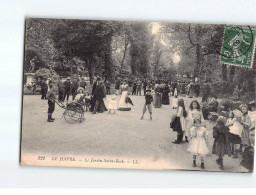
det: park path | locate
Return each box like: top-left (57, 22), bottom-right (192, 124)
top-left (21, 95), bottom-right (246, 172)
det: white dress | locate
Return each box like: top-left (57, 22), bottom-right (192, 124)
top-left (187, 126), bottom-right (209, 156)
top-left (118, 84), bottom-right (131, 109)
top-left (186, 110), bottom-right (205, 137)
top-left (177, 106), bottom-right (186, 131)
top-left (229, 118), bottom-right (243, 137)
top-left (107, 95), bottom-right (118, 110)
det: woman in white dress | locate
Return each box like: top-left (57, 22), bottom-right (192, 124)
top-left (118, 80), bottom-right (131, 111)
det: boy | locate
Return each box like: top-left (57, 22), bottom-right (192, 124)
top-left (140, 89), bottom-right (153, 121)
top-left (46, 83), bottom-right (56, 122)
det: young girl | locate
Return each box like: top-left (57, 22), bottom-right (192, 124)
top-left (240, 104), bottom-right (252, 147)
top-left (226, 109), bottom-right (243, 158)
top-left (187, 117), bottom-right (209, 169)
top-left (225, 110), bottom-right (236, 155)
top-left (186, 100), bottom-right (205, 142)
top-left (171, 99), bottom-right (187, 144)
top-left (212, 117), bottom-right (231, 170)
top-left (107, 93), bottom-right (118, 114)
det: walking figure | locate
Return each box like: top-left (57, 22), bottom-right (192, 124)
top-left (140, 89), bottom-right (153, 121)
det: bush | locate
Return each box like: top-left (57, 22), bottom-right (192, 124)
top-left (211, 81), bottom-right (236, 98)
top-left (34, 68), bottom-right (59, 84)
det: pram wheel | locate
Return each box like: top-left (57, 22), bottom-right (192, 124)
top-left (63, 103), bottom-right (85, 124)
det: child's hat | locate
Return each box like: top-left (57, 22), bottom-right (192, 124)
top-left (146, 89), bottom-right (151, 92)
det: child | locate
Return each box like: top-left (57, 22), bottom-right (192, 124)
top-left (75, 88), bottom-right (85, 101)
top-left (107, 93), bottom-right (118, 114)
top-left (84, 92), bottom-right (91, 112)
top-left (225, 110), bottom-right (236, 155)
top-left (212, 117), bottom-right (231, 170)
top-left (226, 109), bottom-right (243, 158)
top-left (240, 104), bottom-right (252, 147)
top-left (186, 100), bottom-right (205, 142)
top-left (171, 99), bottom-right (187, 144)
top-left (140, 89), bottom-right (153, 121)
top-left (187, 117), bottom-right (209, 169)
top-left (46, 83), bottom-right (56, 122)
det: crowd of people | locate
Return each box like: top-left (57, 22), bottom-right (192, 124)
top-left (37, 75), bottom-right (255, 172)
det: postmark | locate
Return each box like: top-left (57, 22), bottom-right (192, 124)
top-left (220, 25), bottom-right (256, 68)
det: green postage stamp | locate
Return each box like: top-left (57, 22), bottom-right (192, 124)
top-left (220, 25), bottom-right (256, 68)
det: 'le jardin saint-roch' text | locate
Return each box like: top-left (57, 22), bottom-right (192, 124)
top-left (49, 156), bottom-right (139, 164)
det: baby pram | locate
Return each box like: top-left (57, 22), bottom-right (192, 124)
top-left (49, 96), bottom-right (86, 124)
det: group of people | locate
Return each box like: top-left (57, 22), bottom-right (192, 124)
top-left (40, 76), bottom-right (87, 102)
top-left (40, 75), bottom-right (255, 172)
top-left (170, 96), bottom-right (255, 172)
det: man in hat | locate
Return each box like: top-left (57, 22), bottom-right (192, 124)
top-left (57, 78), bottom-right (65, 102)
top-left (105, 79), bottom-right (111, 95)
top-left (71, 77), bottom-right (79, 101)
top-left (46, 83), bottom-right (56, 122)
top-left (40, 78), bottom-right (48, 99)
top-left (140, 89), bottom-right (153, 121)
top-left (92, 77), bottom-right (105, 114)
top-left (136, 79), bottom-right (142, 96)
top-left (115, 77), bottom-right (121, 95)
top-left (64, 77), bottom-right (71, 102)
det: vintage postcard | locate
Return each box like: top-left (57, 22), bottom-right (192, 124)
top-left (21, 18), bottom-right (256, 172)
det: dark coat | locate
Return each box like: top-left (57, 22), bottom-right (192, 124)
top-left (115, 80), bottom-right (120, 90)
top-left (58, 82), bottom-right (65, 92)
top-left (41, 82), bottom-right (48, 94)
top-left (64, 80), bottom-right (71, 92)
top-left (162, 86), bottom-right (170, 105)
top-left (94, 83), bottom-right (105, 101)
top-left (71, 81), bottom-right (79, 92)
top-left (80, 80), bottom-right (87, 88)
top-left (212, 124), bottom-right (231, 157)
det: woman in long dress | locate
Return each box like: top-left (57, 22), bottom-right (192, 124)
top-left (162, 83), bottom-right (170, 105)
top-left (187, 81), bottom-right (195, 98)
top-left (153, 84), bottom-right (162, 108)
top-left (118, 80), bottom-right (131, 111)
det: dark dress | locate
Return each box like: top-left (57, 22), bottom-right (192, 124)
top-left (162, 85), bottom-right (170, 105)
top-left (171, 117), bottom-right (182, 132)
top-left (240, 146), bottom-right (254, 172)
top-left (212, 124), bottom-right (231, 157)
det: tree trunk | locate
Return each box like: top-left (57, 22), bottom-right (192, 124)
top-left (87, 56), bottom-right (94, 85)
top-left (120, 33), bottom-right (129, 75)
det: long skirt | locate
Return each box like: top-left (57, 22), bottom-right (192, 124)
top-left (118, 91), bottom-right (131, 110)
top-left (154, 93), bottom-right (162, 108)
top-left (241, 128), bottom-right (251, 146)
top-left (162, 92), bottom-right (170, 105)
top-left (171, 117), bottom-right (182, 132)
